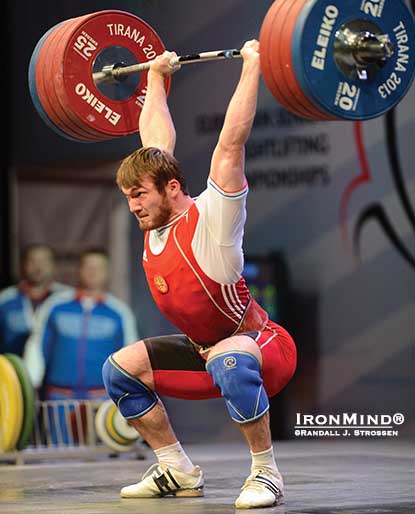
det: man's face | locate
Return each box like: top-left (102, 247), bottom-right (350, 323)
top-left (22, 247), bottom-right (55, 286)
top-left (121, 177), bottom-right (173, 231)
top-left (79, 254), bottom-right (109, 292)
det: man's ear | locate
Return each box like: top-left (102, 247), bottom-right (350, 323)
top-left (166, 179), bottom-right (181, 196)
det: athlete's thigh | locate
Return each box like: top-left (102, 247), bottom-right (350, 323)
top-left (205, 325), bottom-right (297, 398)
top-left (144, 334), bottom-right (221, 400)
top-left (255, 322), bottom-right (297, 397)
top-left (205, 333), bottom-right (263, 365)
top-left (112, 339), bottom-right (154, 389)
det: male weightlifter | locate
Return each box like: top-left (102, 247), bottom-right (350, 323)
top-left (102, 39), bottom-right (297, 509)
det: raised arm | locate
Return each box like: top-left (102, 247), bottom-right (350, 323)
top-left (139, 51), bottom-right (181, 154)
top-left (209, 40), bottom-right (261, 191)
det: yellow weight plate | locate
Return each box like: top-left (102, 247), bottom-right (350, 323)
top-left (5, 354), bottom-right (36, 450)
top-left (0, 355), bottom-right (24, 452)
top-left (94, 400), bottom-right (134, 453)
top-left (105, 403), bottom-right (131, 445)
top-left (111, 406), bottom-right (140, 442)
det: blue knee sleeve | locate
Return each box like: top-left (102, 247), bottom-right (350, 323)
top-left (206, 351), bottom-right (269, 424)
top-left (102, 355), bottom-right (158, 419)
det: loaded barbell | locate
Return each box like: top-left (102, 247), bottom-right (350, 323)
top-left (28, 0), bottom-right (415, 142)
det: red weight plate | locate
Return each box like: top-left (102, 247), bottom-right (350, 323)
top-left (36, 18), bottom-right (99, 141)
top-left (269, 0), bottom-right (321, 119)
top-left (35, 19), bottom-right (93, 141)
top-left (46, 18), bottom-right (105, 141)
top-left (260, 0), bottom-right (294, 115)
top-left (260, 0), bottom-right (310, 119)
top-left (48, 17), bottom-right (106, 141)
top-left (261, 0), bottom-right (314, 119)
top-left (61, 10), bottom-right (171, 137)
top-left (49, 15), bottom-right (109, 141)
top-left (278, 0), bottom-right (335, 120)
top-left (37, 18), bottom-right (101, 142)
top-left (275, 0), bottom-right (324, 119)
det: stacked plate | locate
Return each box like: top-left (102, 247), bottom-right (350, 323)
top-left (95, 399), bottom-right (142, 453)
top-left (0, 354), bottom-right (35, 452)
top-left (260, 0), bottom-right (415, 120)
top-left (28, 10), bottom-right (170, 142)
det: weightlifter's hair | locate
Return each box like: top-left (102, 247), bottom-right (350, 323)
top-left (116, 147), bottom-right (189, 195)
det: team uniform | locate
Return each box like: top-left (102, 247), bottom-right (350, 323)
top-left (24, 288), bottom-right (138, 399)
top-left (0, 281), bottom-right (68, 356)
top-left (100, 41), bottom-right (288, 508)
top-left (101, 174), bottom-right (296, 506)
top-left (24, 288), bottom-right (138, 444)
top-left (141, 177), bottom-right (296, 403)
top-left (102, 176), bottom-right (297, 504)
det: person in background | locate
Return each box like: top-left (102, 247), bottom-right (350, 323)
top-left (0, 244), bottom-right (67, 356)
top-left (24, 247), bottom-right (138, 402)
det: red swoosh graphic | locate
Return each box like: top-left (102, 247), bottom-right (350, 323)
top-left (340, 121), bottom-right (373, 248)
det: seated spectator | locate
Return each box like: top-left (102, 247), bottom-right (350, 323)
top-left (0, 244), bottom-right (68, 356)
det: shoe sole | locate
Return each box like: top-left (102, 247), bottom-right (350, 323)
top-left (235, 495), bottom-right (285, 509)
top-left (121, 487), bottom-right (204, 499)
top-left (174, 487), bottom-right (204, 497)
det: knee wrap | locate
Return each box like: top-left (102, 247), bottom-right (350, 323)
top-left (206, 351), bottom-right (269, 424)
top-left (102, 355), bottom-right (158, 420)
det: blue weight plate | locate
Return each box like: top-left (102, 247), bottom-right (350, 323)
top-left (28, 21), bottom-right (86, 142)
top-left (292, 0), bottom-right (415, 120)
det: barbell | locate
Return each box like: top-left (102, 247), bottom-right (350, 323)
top-left (28, 0), bottom-right (415, 143)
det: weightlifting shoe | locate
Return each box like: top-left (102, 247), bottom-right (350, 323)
top-left (120, 462), bottom-right (204, 498)
top-left (235, 468), bottom-right (284, 509)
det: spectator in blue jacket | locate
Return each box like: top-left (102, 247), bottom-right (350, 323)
top-left (24, 247), bottom-right (138, 401)
top-left (0, 244), bottom-right (68, 356)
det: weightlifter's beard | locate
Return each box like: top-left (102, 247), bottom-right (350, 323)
top-left (135, 197), bottom-right (173, 232)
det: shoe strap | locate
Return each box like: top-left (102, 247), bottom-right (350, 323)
top-left (150, 465), bottom-right (182, 494)
top-left (244, 470), bottom-right (283, 499)
top-left (141, 463), bottom-right (159, 480)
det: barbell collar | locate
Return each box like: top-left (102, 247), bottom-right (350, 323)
top-left (334, 19), bottom-right (396, 82)
top-left (353, 33), bottom-right (394, 66)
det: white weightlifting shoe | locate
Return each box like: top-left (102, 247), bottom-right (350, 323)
top-left (120, 463), bottom-right (204, 498)
top-left (235, 468), bottom-right (284, 509)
